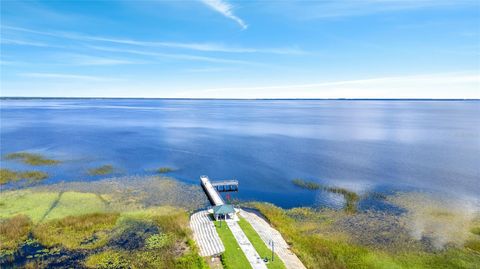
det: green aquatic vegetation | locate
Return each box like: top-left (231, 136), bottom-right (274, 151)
top-left (85, 250), bottom-right (129, 269)
top-left (36, 176), bottom-right (207, 211)
top-left (146, 233), bottom-right (173, 249)
top-left (0, 168), bottom-right (48, 185)
top-left (88, 165), bottom-right (114, 176)
top-left (33, 212), bottom-right (120, 250)
top-left (44, 191), bottom-right (108, 221)
top-left (238, 217), bottom-right (286, 269)
top-left (0, 215), bottom-right (32, 255)
top-left (292, 179), bottom-right (360, 213)
top-left (0, 190), bottom-right (59, 223)
top-left (157, 167), bottom-right (175, 173)
top-left (214, 220), bottom-right (251, 269)
top-left (4, 152), bottom-right (60, 166)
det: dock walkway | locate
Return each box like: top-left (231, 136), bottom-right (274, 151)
top-left (200, 175), bottom-right (225, 206)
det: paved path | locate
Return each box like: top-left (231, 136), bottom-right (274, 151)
top-left (239, 209), bottom-right (307, 269)
top-left (226, 219), bottom-right (268, 269)
top-left (190, 210), bottom-right (225, 257)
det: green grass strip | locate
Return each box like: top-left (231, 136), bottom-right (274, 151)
top-left (238, 217), bottom-right (286, 269)
top-left (214, 220), bottom-right (252, 269)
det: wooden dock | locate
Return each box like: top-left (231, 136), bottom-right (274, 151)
top-left (200, 176), bottom-right (239, 206)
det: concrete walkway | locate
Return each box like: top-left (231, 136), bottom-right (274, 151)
top-left (239, 209), bottom-right (306, 269)
top-left (226, 219), bottom-right (268, 269)
top-left (190, 210), bottom-right (225, 257)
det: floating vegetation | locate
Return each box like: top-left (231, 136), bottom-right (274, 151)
top-left (43, 192), bottom-right (109, 221)
top-left (0, 169), bottom-right (48, 185)
top-left (156, 167), bottom-right (175, 174)
top-left (33, 212), bottom-right (120, 250)
top-left (292, 178), bottom-right (360, 213)
top-left (34, 176), bottom-right (207, 211)
top-left (88, 165), bottom-right (114, 176)
top-left (145, 233), bottom-right (173, 250)
top-left (84, 250), bottom-right (129, 269)
top-left (0, 190), bottom-right (60, 223)
top-left (4, 152), bottom-right (60, 166)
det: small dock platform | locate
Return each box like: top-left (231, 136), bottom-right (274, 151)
top-left (211, 180), bottom-right (238, 192)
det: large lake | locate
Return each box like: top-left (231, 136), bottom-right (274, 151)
top-left (1, 99), bottom-right (479, 208)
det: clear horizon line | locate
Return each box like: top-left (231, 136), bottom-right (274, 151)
top-left (1, 96), bottom-right (479, 101)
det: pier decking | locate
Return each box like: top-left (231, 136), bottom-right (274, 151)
top-left (200, 175), bottom-right (225, 206)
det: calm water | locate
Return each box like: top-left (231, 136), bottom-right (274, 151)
top-left (1, 99), bottom-right (479, 208)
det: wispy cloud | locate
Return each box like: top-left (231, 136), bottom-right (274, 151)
top-left (183, 67), bottom-right (230, 73)
top-left (88, 45), bottom-right (259, 65)
top-left (3, 25), bottom-right (301, 54)
top-left (59, 53), bottom-right (141, 66)
top-left (1, 38), bottom-right (52, 47)
top-left (200, 0), bottom-right (247, 29)
top-left (21, 72), bottom-right (119, 81)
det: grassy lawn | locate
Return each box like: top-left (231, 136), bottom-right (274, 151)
top-left (238, 217), bottom-right (285, 269)
top-left (214, 220), bottom-right (251, 269)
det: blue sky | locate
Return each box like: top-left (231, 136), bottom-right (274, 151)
top-left (0, 0), bottom-right (479, 98)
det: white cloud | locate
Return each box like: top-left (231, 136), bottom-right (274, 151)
top-left (20, 72), bottom-right (119, 81)
top-left (177, 72), bottom-right (480, 99)
top-left (200, 0), bottom-right (247, 29)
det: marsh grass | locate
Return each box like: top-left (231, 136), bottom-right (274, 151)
top-left (249, 202), bottom-right (480, 269)
top-left (88, 165), bottom-right (114, 176)
top-left (84, 209), bottom-right (207, 269)
top-left (0, 182), bottom-right (207, 268)
top-left (0, 215), bottom-right (32, 255)
top-left (0, 168), bottom-right (48, 185)
top-left (33, 212), bottom-right (120, 250)
top-left (4, 152), bottom-right (60, 166)
top-left (292, 179), bottom-right (360, 213)
top-left (471, 226), bottom-right (480, 236)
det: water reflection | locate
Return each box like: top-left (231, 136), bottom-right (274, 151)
top-left (1, 99), bottom-right (479, 208)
